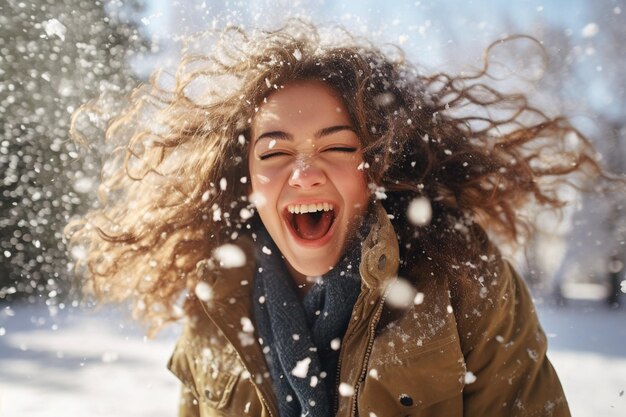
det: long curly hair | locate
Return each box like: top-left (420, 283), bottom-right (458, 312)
top-left (66, 20), bottom-right (605, 334)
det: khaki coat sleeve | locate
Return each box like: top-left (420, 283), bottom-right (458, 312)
top-left (177, 384), bottom-right (200, 417)
top-left (167, 323), bottom-right (201, 417)
top-left (451, 248), bottom-right (570, 417)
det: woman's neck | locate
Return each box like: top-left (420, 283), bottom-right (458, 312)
top-left (285, 262), bottom-right (311, 299)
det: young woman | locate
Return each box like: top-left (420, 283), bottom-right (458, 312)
top-left (67, 21), bottom-right (604, 417)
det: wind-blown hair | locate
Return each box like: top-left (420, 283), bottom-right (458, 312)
top-left (66, 20), bottom-right (603, 333)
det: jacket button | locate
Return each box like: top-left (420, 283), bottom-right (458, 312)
top-left (205, 389), bottom-right (213, 400)
top-left (399, 394), bottom-right (413, 406)
top-left (377, 254), bottom-right (387, 270)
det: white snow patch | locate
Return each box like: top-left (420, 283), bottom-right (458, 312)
top-left (292, 49), bottom-right (302, 61)
top-left (101, 351), bottom-right (119, 363)
top-left (620, 280), bottom-right (626, 293)
top-left (194, 282), bottom-right (213, 302)
top-left (239, 208), bottom-right (253, 220)
top-left (357, 161), bottom-right (370, 171)
top-left (249, 191), bottom-right (267, 208)
top-left (330, 338), bottom-right (341, 351)
top-left (369, 183), bottom-right (387, 200)
top-left (385, 278), bottom-right (416, 309)
top-left (413, 292), bottom-right (424, 305)
top-left (240, 317), bottom-right (254, 333)
top-left (43, 18), bottom-right (66, 40)
top-left (238, 331), bottom-right (255, 347)
top-left (291, 357), bottom-right (311, 378)
top-left (407, 197), bottom-right (432, 226)
top-left (213, 244), bottom-right (246, 268)
top-left (73, 177), bottom-right (93, 194)
top-left (338, 382), bottom-right (354, 397)
top-left (70, 246), bottom-right (87, 261)
top-left (262, 246), bottom-right (272, 255)
top-left (219, 178), bottom-right (227, 191)
top-left (464, 371), bottom-right (477, 384)
top-left (582, 22), bottom-right (599, 38)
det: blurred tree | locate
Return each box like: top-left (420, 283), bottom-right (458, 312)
top-left (529, 6), bottom-right (626, 305)
top-left (0, 0), bottom-right (147, 305)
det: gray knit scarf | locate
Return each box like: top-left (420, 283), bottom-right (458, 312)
top-left (252, 222), bottom-right (368, 417)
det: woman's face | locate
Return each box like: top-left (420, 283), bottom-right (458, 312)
top-left (248, 80), bottom-right (370, 281)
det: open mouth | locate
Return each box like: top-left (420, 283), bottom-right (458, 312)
top-left (285, 203), bottom-right (336, 241)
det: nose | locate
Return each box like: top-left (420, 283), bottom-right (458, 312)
top-left (288, 157), bottom-right (326, 189)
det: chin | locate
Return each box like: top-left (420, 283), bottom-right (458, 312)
top-left (289, 255), bottom-right (339, 277)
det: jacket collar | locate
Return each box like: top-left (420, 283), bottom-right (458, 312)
top-left (358, 202), bottom-right (400, 290)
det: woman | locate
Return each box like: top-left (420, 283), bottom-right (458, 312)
top-left (67, 21), bottom-right (603, 416)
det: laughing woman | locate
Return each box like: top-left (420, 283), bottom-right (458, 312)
top-left (66, 21), bottom-right (605, 417)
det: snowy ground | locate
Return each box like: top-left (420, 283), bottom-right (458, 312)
top-left (0, 299), bottom-right (624, 417)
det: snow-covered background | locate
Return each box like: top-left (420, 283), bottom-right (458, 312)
top-left (1, 300), bottom-right (625, 417)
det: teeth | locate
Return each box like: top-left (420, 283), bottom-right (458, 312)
top-left (288, 203), bottom-right (334, 214)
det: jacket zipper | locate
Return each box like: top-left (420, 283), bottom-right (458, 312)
top-left (349, 283), bottom-right (392, 417)
top-left (333, 291), bottom-right (362, 415)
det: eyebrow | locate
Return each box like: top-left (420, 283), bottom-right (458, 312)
top-left (255, 125), bottom-right (355, 144)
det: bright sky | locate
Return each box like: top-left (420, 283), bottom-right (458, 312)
top-left (136, 0), bottom-right (597, 70)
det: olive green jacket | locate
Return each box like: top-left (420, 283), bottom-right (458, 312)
top-left (167, 203), bottom-right (570, 417)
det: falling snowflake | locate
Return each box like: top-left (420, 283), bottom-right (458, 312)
top-left (291, 357), bottom-right (311, 378)
top-left (338, 382), bottom-right (354, 397)
top-left (385, 278), bottom-right (415, 309)
top-left (240, 317), bottom-right (254, 333)
top-left (213, 244), bottom-right (246, 268)
top-left (239, 208), bottom-right (253, 220)
top-left (194, 282), bottom-right (213, 302)
top-left (43, 18), bottom-right (67, 40)
top-left (413, 292), bottom-right (424, 305)
top-left (249, 191), bottom-right (267, 208)
top-left (464, 371), bottom-right (477, 384)
top-left (581, 22), bottom-right (599, 38)
top-left (407, 197), bottom-right (432, 226)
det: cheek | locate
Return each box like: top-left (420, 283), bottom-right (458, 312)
top-left (333, 165), bottom-right (370, 206)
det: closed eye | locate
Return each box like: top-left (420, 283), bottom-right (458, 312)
top-left (259, 151), bottom-right (289, 160)
top-left (324, 147), bottom-right (357, 153)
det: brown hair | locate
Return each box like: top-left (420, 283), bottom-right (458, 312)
top-left (66, 20), bottom-right (606, 333)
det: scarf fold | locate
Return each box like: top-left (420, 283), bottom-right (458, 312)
top-left (252, 225), bottom-right (365, 417)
